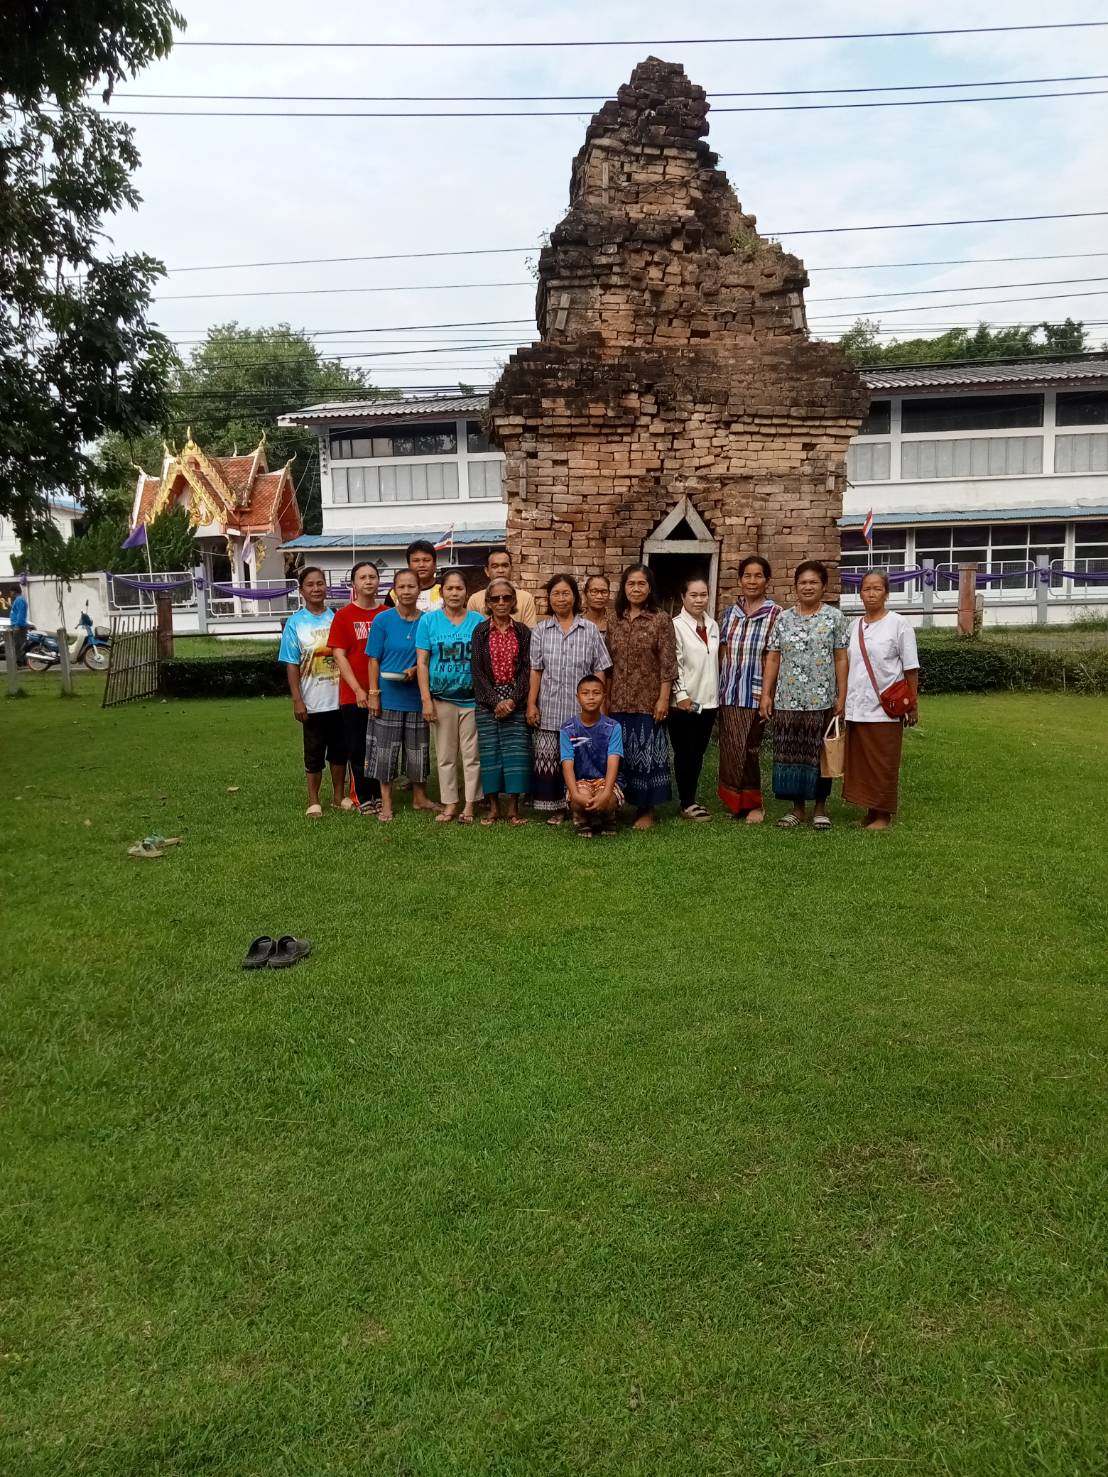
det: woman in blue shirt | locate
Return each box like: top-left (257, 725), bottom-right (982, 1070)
top-left (416, 568), bottom-right (484, 824)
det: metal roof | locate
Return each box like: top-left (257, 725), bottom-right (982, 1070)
top-left (281, 526), bottom-right (505, 551)
top-left (840, 505), bottom-right (1108, 528)
top-left (279, 394), bottom-right (490, 427)
top-left (860, 357), bottom-right (1108, 393)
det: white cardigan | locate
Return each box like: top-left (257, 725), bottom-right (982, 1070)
top-left (672, 608), bottom-right (720, 708)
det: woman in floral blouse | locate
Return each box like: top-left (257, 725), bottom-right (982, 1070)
top-left (759, 560), bottom-right (848, 830)
top-left (606, 563), bottom-right (678, 830)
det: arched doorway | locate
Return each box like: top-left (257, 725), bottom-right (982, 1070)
top-left (642, 497), bottom-right (720, 615)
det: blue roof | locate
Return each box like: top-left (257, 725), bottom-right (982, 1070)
top-left (281, 527), bottom-right (505, 551)
top-left (840, 505), bottom-right (1108, 528)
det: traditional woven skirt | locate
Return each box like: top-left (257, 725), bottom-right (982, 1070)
top-left (772, 707), bottom-right (833, 803)
top-left (843, 720), bottom-right (904, 814)
top-left (531, 726), bottom-right (566, 811)
top-left (365, 708), bottom-right (430, 785)
top-left (475, 707), bottom-right (532, 796)
top-left (717, 705), bottom-right (767, 814)
top-left (613, 711), bottom-right (672, 809)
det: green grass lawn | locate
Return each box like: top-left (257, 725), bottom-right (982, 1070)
top-left (2, 686), bottom-right (1106, 1476)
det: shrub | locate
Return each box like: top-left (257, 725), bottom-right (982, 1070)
top-left (916, 633), bottom-right (1108, 694)
top-left (160, 655), bottom-right (286, 699)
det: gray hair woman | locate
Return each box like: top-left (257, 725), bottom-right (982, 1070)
top-left (843, 569), bottom-right (920, 829)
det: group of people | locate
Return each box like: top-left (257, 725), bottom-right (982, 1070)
top-left (278, 538), bottom-right (919, 834)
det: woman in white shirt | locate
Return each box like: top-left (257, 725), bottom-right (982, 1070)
top-left (844, 569), bottom-right (920, 830)
top-left (669, 576), bottom-right (720, 820)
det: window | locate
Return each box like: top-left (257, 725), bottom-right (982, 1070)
top-left (467, 420), bottom-right (491, 453)
top-left (1055, 433), bottom-right (1108, 474)
top-left (901, 436), bottom-right (1042, 479)
top-left (331, 462), bottom-right (459, 504)
top-left (901, 393), bottom-right (1044, 433)
top-left (859, 399), bottom-right (891, 436)
top-left (914, 525), bottom-right (988, 568)
top-left (847, 442), bottom-right (891, 483)
top-left (1056, 390), bottom-right (1108, 426)
top-left (467, 461), bottom-right (504, 500)
top-left (841, 529), bottom-right (907, 569)
top-left (913, 522), bottom-right (1065, 588)
top-left (330, 423), bottom-right (458, 459)
top-left (1072, 520), bottom-right (1108, 587)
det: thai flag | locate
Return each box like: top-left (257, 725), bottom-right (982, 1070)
top-left (433, 525), bottom-right (456, 551)
top-left (120, 523), bottom-right (148, 550)
top-left (862, 509), bottom-right (874, 545)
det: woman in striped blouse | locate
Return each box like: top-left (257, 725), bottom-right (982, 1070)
top-left (716, 556), bottom-right (781, 823)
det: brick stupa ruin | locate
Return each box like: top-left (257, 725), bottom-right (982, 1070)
top-left (488, 57), bottom-right (867, 611)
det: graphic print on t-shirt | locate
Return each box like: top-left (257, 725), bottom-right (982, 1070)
top-left (416, 608), bottom-right (482, 705)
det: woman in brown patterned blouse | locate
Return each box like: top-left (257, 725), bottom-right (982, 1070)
top-left (605, 564), bottom-right (678, 829)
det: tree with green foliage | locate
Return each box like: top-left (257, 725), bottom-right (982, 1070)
top-left (837, 318), bottom-right (1092, 367)
top-left (19, 503), bottom-right (194, 578)
top-left (1, 0), bottom-right (182, 543)
top-left (97, 323), bottom-right (386, 535)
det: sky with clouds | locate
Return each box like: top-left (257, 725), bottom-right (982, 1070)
top-left (99, 0), bottom-right (1108, 393)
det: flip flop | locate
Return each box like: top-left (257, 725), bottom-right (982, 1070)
top-left (241, 936), bottom-right (276, 970)
top-left (435, 811), bottom-right (457, 824)
top-left (812, 816), bottom-right (833, 831)
top-left (128, 841), bottom-right (165, 859)
top-left (269, 936), bottom-right (311, 969)
top-left (480, 816), bottom-right (498, 827)
top-left (509, 817), bottom-right (529, 827)
top-left (680, 805), bottom-right (712, 821)
top-left (776, 813), bottom-right (804, 829)
top-left (336, 798), bottom-right (356, 812)
top-left (305, 804), bottom-right (323, 819)
top-left (456, 814), bottom-right (475, 826)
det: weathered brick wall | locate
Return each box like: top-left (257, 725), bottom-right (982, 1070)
top-left (488, 57), bottom-right (866, 611)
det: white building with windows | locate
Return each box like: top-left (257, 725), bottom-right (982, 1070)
top-left (841, 357), bottom-right (1108, 624)
top-left (282, 358), bottom-right (1108, 623)
top-left (278, 394), bottom-right (507, 578)
top-left (0, 495), bottom-right (83, 578)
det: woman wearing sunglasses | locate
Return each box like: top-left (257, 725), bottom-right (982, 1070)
top-left (471, 577), bottom-right (533, 826)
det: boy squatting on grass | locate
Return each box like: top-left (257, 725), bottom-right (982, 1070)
top-left (559, 674), bottom-right (624, 838)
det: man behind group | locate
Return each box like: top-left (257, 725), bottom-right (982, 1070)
top-left (467, 548), bottom-right (538, 627)
top-left (386, 539), bottom-right (443, 612)
top-left (8, 588), bottom-right (29, 667)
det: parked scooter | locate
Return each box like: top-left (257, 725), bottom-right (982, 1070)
top-left (24, 610), bottom-right (111, 672)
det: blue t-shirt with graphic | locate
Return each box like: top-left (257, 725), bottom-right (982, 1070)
top-left (559, 714), bottom-right (623, 780)
top-left (415, 607), bottom-right (483, 707)
top-left (278, 607), bottom-right (338, 714)
top-left (365, 606), bottom-right (423, 712)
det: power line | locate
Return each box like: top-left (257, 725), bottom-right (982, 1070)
top-left (808, 274), bottom-right (1108, 304)
top-left (155, 212), bottom-right (1108, 279)
top-left (163, 318), bottom-right (535, 337)
top-left (106, 73), bottom-right (1108, 102)
top-left (157, 270), bottom-right (1108, 308)
top-left (807, 251), bottom-right (1108, 274)
top-left (809, 289), bottom-right (1108, 319)
top-left (156, 281), bottom-right (533, 302)
top-left (172, 21), bottom-right (1108, 48)
top-left (82, 86), bottom-right (1108, 116)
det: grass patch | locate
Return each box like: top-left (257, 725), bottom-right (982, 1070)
top-left (2, 685), bottom-right (1106, 1475)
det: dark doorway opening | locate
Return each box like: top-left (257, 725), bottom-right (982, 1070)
top-left (649, 552), bottom-right (712, 616)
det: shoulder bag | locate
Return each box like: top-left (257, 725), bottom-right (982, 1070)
top-left (857, 619), bottom-right (914, 719)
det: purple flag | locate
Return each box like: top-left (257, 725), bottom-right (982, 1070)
top-left (121, 523), bottom-right (148, 550)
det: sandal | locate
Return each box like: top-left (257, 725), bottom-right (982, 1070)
top-left (456, 814), bottom-right (475, 826)
top-left (680, 804), bottom-right (712, 822)
top-left (336, 798), bottom-right (356, 812)
top-left (269, 935), bottom-right (311, 970)
top-left (509, 817), bottom-right (529, 827)
top-left (776, 813), bottom-right (803, 829)
top-left (434, 810), bottom-right (457, 825)
top-left (480, 815), bottom-right (498, 827)
top-left (545, 813), bottom-right (566, 827)
top-left (812, 816), bottom-right (832, 830)
top-left (305, 804), bottom-right (323, 819)
top-left (241, 936), bottom-right (276, 970)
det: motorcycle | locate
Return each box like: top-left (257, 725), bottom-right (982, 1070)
top-left (24, 610), bottom-right (112, 673)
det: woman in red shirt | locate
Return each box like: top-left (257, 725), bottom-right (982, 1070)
top-left (328, 561), bottom-right (389, 813)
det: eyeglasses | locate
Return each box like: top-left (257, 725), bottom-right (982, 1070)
top-left (488, 593), bottom-right (514, 602)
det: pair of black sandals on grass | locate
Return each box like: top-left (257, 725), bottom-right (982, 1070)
top-left (241, 936), bottom-right (311, 970)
